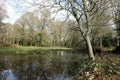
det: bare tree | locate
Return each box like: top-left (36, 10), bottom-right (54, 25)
top-left (52, 0), bottom-right (107, 60)
top-left (0, 2), bottom-right (7, 43)
top-left (110, 0), bottom-right (120, 46)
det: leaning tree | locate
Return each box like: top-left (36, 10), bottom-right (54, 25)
top-left (52, 0), bottom-right (108, 61)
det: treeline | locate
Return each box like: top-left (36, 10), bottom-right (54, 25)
top-left (0, 0), bottom-right (119, 50)
top-left (0, 12), bottom-right (116, 48)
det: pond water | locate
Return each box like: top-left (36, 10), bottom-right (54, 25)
top-left (0, 50), bottom-right (88, 80)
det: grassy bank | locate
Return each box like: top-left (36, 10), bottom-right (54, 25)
top-left (0, 46), bottom-right (72, 54)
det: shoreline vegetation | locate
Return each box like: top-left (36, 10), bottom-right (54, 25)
top-left (0, 45), bottom-right (72, 54)
top-left (0, 44), bottom-right (115, 54)
top-left (0, 43), bottom-right (116, 54)
top-left (75, 54), bottom-right (120, 80)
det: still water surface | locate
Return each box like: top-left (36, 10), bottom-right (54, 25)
top-left (0, 50), bottom-right (88, 80)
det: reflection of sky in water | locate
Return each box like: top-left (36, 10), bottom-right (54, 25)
top-left (0, 70), bottom-right (72, 80)
top-left (0, 51), bottom-right (87, 80)
top-left (0, 69), bottom-right (17, 80)
top-left (52, 74), bottom-right (72, 80)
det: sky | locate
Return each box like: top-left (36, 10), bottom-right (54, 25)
top-left (1, 0), bottom-right (74, 24)
top-left (1, 0), bottom-right (39, 24)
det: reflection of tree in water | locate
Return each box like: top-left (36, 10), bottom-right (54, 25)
top-left (0, 51), bottom-right (84, 80)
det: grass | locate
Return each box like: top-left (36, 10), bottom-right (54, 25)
top-left (0, 46), bottom-right (72, 54)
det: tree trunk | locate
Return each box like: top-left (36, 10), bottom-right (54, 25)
top-left (117, 37), bottom-right (119, 46)
top-left (117, 25), bottom-right (120, 46)
top-left (100, 37), bottom-right (103, 48)
top-left (85, 35), bottom-right (95, 61)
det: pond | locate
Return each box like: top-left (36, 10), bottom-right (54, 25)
top-left (0, 50), bottom-right (88, 80)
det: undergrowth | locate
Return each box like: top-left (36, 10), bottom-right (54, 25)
top-left (75, 54), bottom-right (120, 80)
